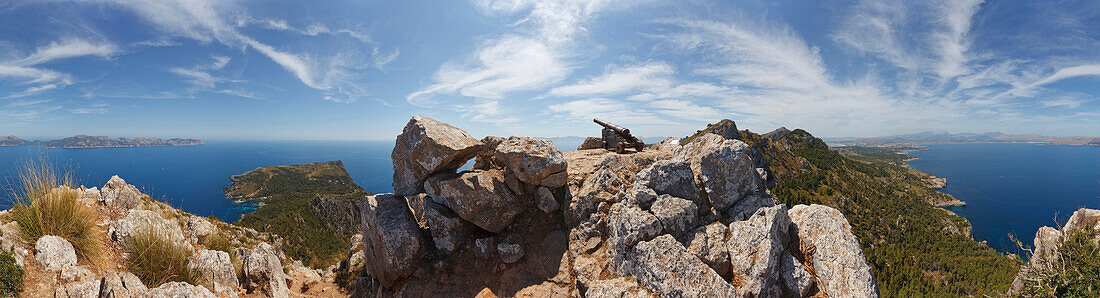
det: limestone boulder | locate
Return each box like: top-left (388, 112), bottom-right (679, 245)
top-left (1062, 208), bottom-right (1100, 234)
top-left (569, 167), bottom-right (622, 223)
top-left (140, 282), bottom-right (217, 298)
top-left (423, 200), bottom-right (472, 254)
top-left (577, 137), bottom-right (604, 150)
top-left (623, 235), bottom-right (737, 297)
top-left (607, 202), bottom-right (663, 255)
top-left (242, 243), bottom-right (289, 298)
top-left (585, 277), bottom-right (654, 297)
top-left (622, 186), bottom-right (658, 210)
top-left (685, 222), bottom-right (730, 276)
top-left (708, 119), bottom-right (741, 140)
top-left (186, 216), bottom-right (216, 239)
top-left (54, 279), bottom-right (101, 298)
top-left (724, 194), bottom-right (778, 222)
top-left (187, 249), bottom-right (239, 296)
top-left (789, 204), bottom-right (878, 297)
top-left (536, 187), bottom-right (560, 214)
top-left (59, 265), bottom-right (94, 283)
top-left (1, 221), bottom-right (27, 268)
top-left (100, 175), bottom-right (144, 210)
top-left (698, 139), bottom-right (760, 211)
top-left (109, 209), bottom-right (189, 251)
top-left (633, 160), bottom-right (700, 208)
top-left (493, 136), bottom-right (568, 188)
top-left (391, 116), bottom-right (482, 196)
top-left (360, 194), bottom-right (425, 287)
top-left (424, 170), bottom-right (524, 233)
top-left (473, 136), bottom-right (506, 170)
top-left (726, 204), bottom-right (791, 297)
top-left (649, 195), bottom-right (697, 239)
top-left (650, 137), bottom-right (681, 151)
top-left (35, 235), bottom-right (77, 270)
top-left (496, 236), bottom-right (525, 264)
top-left (99, 271), bottom-right (148, 298)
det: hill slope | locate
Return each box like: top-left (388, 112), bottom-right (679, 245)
top-left (699, 126), bottom-right (1020, 295)
top-left (225, 161), bottom-right (370, 268)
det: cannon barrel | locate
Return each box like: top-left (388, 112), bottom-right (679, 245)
top-left (593, 118), bottom-right (632, 138)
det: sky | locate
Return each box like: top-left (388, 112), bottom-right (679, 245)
top-left (1, 0), bottom-right (1099, 141)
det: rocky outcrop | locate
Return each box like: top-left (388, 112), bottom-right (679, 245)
top-left (391, 116), bottom-right (482, 196)
top-left (187, 249), bottom-right (239, 296)
top-left (99, 271), bottom-right (148, 298)
top-left (623, 235), bottom-right (737, 297)
top-left (100, 175), bottom-right (144, 210)
top-left (578, 137), bottom-right (604, 150)
top-left (789, 204), bottom-right (878, 297)
top-left (349, 117), bottom-right (877, 297)
top-left (141, 281), bottom-right (217, 297)
top-left (34, 235), bottom-right (77, 271)
top-left (360, 194), bottom-right (424, 287)
top-left (493, 136), bottom-right (568, 188)
top-left (1010, 208), bottom-right (1100, 295)
top-left (109, 209), bottom-right (189, 251)
top-left (242, 243), bottom-right (290, 298)
top-left (424, 170), bottom-right (524, 233)
top-left (185, 216), bottom-right (216, 239)
top-left (54, 279), bottom-right (100, 298)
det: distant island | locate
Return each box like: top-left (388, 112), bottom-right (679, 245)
top-left (827, 131), bottom-right (1100, 147)
top-left (0, 135), bottom-right (203, 148)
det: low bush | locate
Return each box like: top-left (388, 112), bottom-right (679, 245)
top-left (0, 249), bottom-right (23, 296)
top-left (124, 226), bottom-right (195, 287)
top-left (1015, 227), bottom-right (1100, 297)
top-left (8, 162), bottom-right (104, 267)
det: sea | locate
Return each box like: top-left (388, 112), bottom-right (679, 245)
top-left (906, 143), bottom-right (1100, 253)
top-left (0, 141), bottom-right (396, 222)
top-left (0, 138), bottom-right (594, 223)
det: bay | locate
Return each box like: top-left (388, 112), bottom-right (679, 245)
top-left (0, 141), bottom-right (396, 222)
top-left (906, 143), bottom-right (1100, 253)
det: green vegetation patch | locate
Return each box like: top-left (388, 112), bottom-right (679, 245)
top-left (1016, 227), bottom-right (1100, 297)
top-left (9, 162), bottom-right (105, 267)
top-left (124, 226), bottom-right (196, 287)
top-left (0, 249), bottom-right (23, 296)
top-left (227, 161), bottom-right (369, 268)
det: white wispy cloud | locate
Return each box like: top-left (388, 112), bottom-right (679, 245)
top-left (15, 38), bottom-right (118, 66)
top-left (170, 56), bottom-right (232, 88)
top-left (408, 0), bottom-right (618, 115)
top-left (0, 38), bottom-right (117, 97)
top-left (931, 0), bottom-right (983, 80)
top-left (80, 0), bottom-right (381, 102)
top-left (547, 62), bottom-right (674, 97)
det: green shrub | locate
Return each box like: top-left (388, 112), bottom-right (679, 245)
top-left (8, 162), bottom-right (104, 267)
top-left (124, 226), bottom-right (195, 287)
top-left (0, 249), bottom-right (23, 296)
top-left (1015, 227), bottom-right (1100, 297)
top-left (201, 230), bottom-right (233, 254)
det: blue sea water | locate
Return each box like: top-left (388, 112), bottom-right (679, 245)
top-left (906, 143), bottom-right (1100, 253)
top-left (0, 141), bottom-right (396, 222)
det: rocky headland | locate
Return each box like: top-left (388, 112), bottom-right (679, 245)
top-left (0, 135), bottom-right (203, 148)
top-left (347, 116), bottom-right (878, 297)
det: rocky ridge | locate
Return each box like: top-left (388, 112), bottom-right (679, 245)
top-left (0, 176), bottom-right (345, 297)
top-left (348, 116), bottom-right (879, 297)
top-left (1009, 208), bottom-right (1100, 295)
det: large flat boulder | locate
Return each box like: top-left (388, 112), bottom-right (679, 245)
top-left (424, 169), bottom-right (524, 233)
top-left (569, 167), bottom-right (622, 224)
top-left (727, 204), bottom-right (792, 297)
top-left (360, 194), bottom-right (425, 287)
top-left (493, 136), bottom-right (568, 188)
top-left (649, 195), bottom-right (697, 239)
top-left (624, 234), bottom-right (736, 297)
top-left (607, 202), bottom-right (663, 254)
top-left (391, 116), bottom-right (482, 196)
top-left (673, 133), bottom-right (761, 211)
top-left (789, 204), bottom-right (878, 297)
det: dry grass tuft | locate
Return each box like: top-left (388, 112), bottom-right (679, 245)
top-left (8, 161), bottom-right (105, 268)
top-left (124, 226), bottom-right (195, 287)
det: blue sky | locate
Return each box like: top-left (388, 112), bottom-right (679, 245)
top-left (1, 0), bottom-right (1099, 141)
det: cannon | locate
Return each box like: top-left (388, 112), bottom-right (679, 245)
top-left (594, 118), bottom-right (645, 153)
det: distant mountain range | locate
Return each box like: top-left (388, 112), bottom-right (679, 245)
top-left (0, 135), bottom-right (203, 148)
top-left (826, 131), bottom-right (1100, 147)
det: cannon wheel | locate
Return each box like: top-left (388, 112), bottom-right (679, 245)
top-left (615, 143), bottom-right (626, 154)
top-left (635, 142), bottom-right (645, 152)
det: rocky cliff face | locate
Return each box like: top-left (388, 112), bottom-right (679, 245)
top-left (349, 116), bottom-right (879, 297)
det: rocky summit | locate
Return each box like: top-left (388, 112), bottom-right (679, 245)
top-left (354, 116), bottom-right (878, 297)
